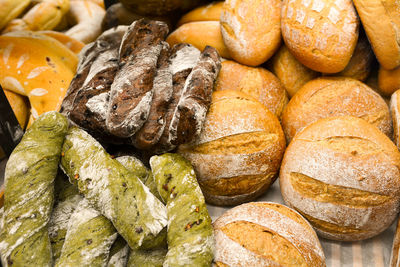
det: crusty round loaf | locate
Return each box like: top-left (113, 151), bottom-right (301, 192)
top-left (333, 34), bottom-right (374, 81)
top-left (166, 21), bottom-right (230, 59)
top-left (280, 116), bottom-right (400, 241)
top-left (213, 202), bottom-right (326, 266)
top-left (178, 90), bottom-right (286, 206)
top-left (378, 65), bottom-right (400, 97)
top-left (214, 60), bottom-right (288, 118)
top-left (281, 77), bottom-right (392, 143)
top-left (353, 0), bottom-right (400, 70)
top-left (269, 44), bottom-right (319, 98)
top-left (281, 0), bottom-right (359, 73)
top-left (390, 90), bottom-right (400, 149)
top-left (177, 1), bottom-right (223, 26)
top-left (220, 0), bottom-right (281, 66)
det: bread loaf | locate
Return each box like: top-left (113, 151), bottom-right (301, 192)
top-left (177, 1), bottom-right (223, 26)
top-left (280, 116), bottom-right (400, 241)
top-left (353, 0), bottom-right (400, 70)
top-left (166, 21), bottom-right (230, 59)
top-left (213, 202), bottom-right (326, 266)
top-left (215, 60), bottom-right (288, 118)
top-left (220, 0), bottom-right (281, 66)
top-left (281, 77), bottom-right (392, 143)
top-left (378, 65), bottom-right (400, 97)
top-left (281, 0), bottom-right (359, 73)
top-left (390, 90), bottom-right (400, 149)
top-left (269, 45), bottom-right (319, 98)
top-left (3, 89), bottom-right (29, 129)
top-left (178, 90), bottom-right (286, 206)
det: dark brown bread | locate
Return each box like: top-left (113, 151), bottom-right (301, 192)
top-left (169, 45), bottom-right (221, 146)
top-left (132, 41), bottom-right (173, 149)
top-left (106, 19), bottom-right (169, 138)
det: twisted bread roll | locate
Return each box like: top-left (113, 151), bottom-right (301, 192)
top-left (0, 0), bottom-right (31, 31)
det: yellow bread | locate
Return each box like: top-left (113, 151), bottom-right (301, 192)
top-left (280, 116), bottom-right (400, 241)
top-left (281, 0), bottom-right (359, 73)
top-left (220, 0), bottom-right (281, 66)
top-left (378, 65), bottom-right (400, 97)
top-left (353, 0), bottom-right (400, 70)
top-left (166, 21), bottom-right (231, 59)
top-left (0, 31), bottom-right (78, 124)
top-left (38, 30), bottom-right (85, 54)
top-left (0, 0), bottom-right (30, 31)
top-left (179, 90), bottom-right (286, 206)
top-left (177, 1), bottom-right (224, 26)
top-left (213, 202), bottom-right (326, 266)
top-left (269, 45), bottom-right (319, 98)
top-left (214, 60), bottom-right (288, 118)
top-left (3, 89), bottom-right (30, 129)
top-left (282, 77), bottom-right (392, 143)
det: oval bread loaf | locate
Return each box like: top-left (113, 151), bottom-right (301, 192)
top-left (378, 65), bottom-right (400, 97)
top-left (281, 77), bottom-right (392, 143)
top-left (281, 0), bottom-right (359, 73)
top-left (214, 60), bottom-right (288, 118)
top-left (178, 90), bottom-right (286, 206)
top-left (220, 0), bottom-right (281, 66)
top-left (280, 116), bottom-right (400, 241)
top-left (390, 90), bottom-right (400, 149)
top-left (177, 1), bottom-right (223, 26)
top-left (213, 202), bottom-right (326, 266)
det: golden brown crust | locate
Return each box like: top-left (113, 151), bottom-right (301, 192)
top-left (178, 90), bottom-right (285, 206)
top-left (281, 0), bottom-right (359, 73)
top-left (390, 90), bottom-right (400, 148)
top-left (280, 116), bottom-right (400, 241)
top-left (353, 0), bottom-right (400, 70)
top-left (214, 60), bottom-right (288, 118)
top-left (390, 218), bottom-right (400, 267)
top-left (3, 89), bottom-right (29, 129)
top-left (178, 1), bottom-right (224, 26)
top-left (281, 77), bottom-right (392, 143)
top-left (379, 65), bottom-right (400, 97)
top-left (269, 45), bottom-right (319, 98)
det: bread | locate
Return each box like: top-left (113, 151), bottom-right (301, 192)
top-left (378, 65), bottom-right (400, 97)
top-left (281, 0), bottom-right (359, 73)
top-left (333, 34), bottom-right (374, 81)
top-left (215, 60), bottom-right (288, 118)
top-left (269, 44), bottom-right (319, 98)
top-left (353, 0), bottom-right (400, 70)
top-left (119, 0), bottom-right (207, 16)
top-left (166, 21), bottom-right (231, 59)
top-left (390, 90), bottom-right (400, 149)
top-left (220, 0), bottom-right (281, 66)
top-left (280, 116), bottom-right (400, 241)
top-left (38, 30), bottom-right (85, 54)
top-left (3, 89), bottom-right (29, 129)
top-left (213, 202), bottom-right (326, 266)
top-left (0, 0), bottom-right (30, 31)
top-left (177, 1), bottom-right (223, 26)
top-left (281, 77), bottom-right (392, 143)
top-left (390, 218), bottom-right (400, 267)
top-left (178, 90), bottom-right (286, 206)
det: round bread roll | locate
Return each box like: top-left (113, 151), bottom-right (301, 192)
top-left (3, 89), bottom-right (29, 129)
top-left (178, 90), bottom-right (286, 206)
top-left (281, 0), bottom-right (359, 73)
top-left (220, 0), bottom-right (281, 66)
top-left (280, 116), bottom-right (400, 241)
top-left (177, 1), bottom-right (223, 26)
top-left (214, 60), bottom-right (288, 118)
top-left (281, 77), bottom-right (392, 143)
top-left (213, 202), bottom-right (326, 266)
top-left (166, 21), bottom-right (230, 59)
top-left (353, 0), bottom-right (400, 70)
top-left (269, 45), bottom-right (319, 98)
top-left (390, 90), bottom-right (400, 149)
top-left (332, 34), bottom-right (374, 81)
top-left (378, 65), bottom-right (400, 97)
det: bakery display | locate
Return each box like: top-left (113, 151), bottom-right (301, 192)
top-left (281, 0), bottom-right (359, 73)
top-left (213, 202), bottom-right (326, 266)
top-left (215, 60), bottom-right (288, 118)
top-left (353, 0), bottom-right (400, 70)
top-left (0, 112), bottom-right (68, 266)
top-left (179, 90), bottom-right (286, 206)
top-left (281, 77), bottom-right (392, 143)
top-left (220, 0), bottom-right (281, 66)
top-left (280, 116), bottom-right (400, 241)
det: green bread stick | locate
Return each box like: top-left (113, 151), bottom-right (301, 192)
top-left (60, 127), bottom-right (167, 249)
top-left (0, 111), bottom-right (68, 267)
top-left (150, 153), bottom-right (214, 267)
top-left (49, 175), bottom-right (82, 262)
top-left (107, 236), bottom-right (130, 267)
top-left (55, 199), bottom-right (117, 267)
top-left (127, 247), bottom-right (167, 267)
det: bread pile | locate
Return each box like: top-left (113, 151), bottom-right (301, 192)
top-left (61, 19), bottom-right (222, 153)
